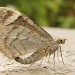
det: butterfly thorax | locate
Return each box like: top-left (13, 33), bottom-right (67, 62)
top-left (48, 38), bottom-right (66, 56)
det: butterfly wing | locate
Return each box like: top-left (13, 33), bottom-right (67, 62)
top-left (0, 7), bottom-right (53, 58)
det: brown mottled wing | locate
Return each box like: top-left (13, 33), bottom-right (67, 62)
top-left (0, 7), bottom-right (53, 58)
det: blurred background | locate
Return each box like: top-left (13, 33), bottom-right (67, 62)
top-left (0, 0), bottom-right (75, 28)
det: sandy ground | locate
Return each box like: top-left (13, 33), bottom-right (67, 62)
top-left (0, 28), bottom-right (75, 75)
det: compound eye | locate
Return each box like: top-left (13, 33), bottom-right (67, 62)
top-left (60, 39), bottom-right (62, 43)
top-left (60, 39), bottom-right (66, 44)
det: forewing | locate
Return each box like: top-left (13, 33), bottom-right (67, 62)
top-left (0, 7), bottom-right (53, 58)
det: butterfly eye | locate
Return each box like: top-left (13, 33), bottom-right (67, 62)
top-left (60, 39), bottom-right (66, 44)
top-left (60, 39), bottom-right (62, 42)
